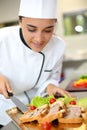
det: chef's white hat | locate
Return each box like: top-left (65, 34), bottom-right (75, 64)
top-left (19, 0), bottom-right (58, 19)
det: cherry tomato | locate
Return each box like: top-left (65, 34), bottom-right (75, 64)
top-left (41, 122), bottom-right (51, 130)
top-left (69, 100), bottom-right (76, 105)
top-left (30, 105), bottom-right (36, 110)
top-left (49, 98), bottom-right (56, 104)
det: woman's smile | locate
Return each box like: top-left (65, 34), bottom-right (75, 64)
top-left (20, 17), bottom-right (56, 52)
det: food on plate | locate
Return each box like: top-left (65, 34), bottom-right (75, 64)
top-left (49, 98), bottom-right (56, 104)
top-left (20, 104), bottom-right (49, 123)
top-left (69, 100), bottom-right (76, 105)
top-left (57, 94), bottom-right (76, 105)
top-left (58, 105), bottom-right (85, 123)
top-left (30, 105), bottom-right (36, 110)
top-left (73, 75), bottom-right (87, 88)
top-left (39, 100), bottom-right (66, 123)
top-left (20, 95), bottom-right (85, 124)
top-left (41, 121), bottom-right (52, 130)
top-left (30, 95), bottom-right (54, 107)
top-left (20, 100), bottom-right (66, 124)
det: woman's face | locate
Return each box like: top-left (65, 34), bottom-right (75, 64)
top-left (19, 17), bottom-right (56, 52)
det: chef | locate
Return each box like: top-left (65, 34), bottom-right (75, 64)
top-left (0, 0), bottom-right (72, 127)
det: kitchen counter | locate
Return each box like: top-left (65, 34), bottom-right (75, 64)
top-left (1, 62), bottom-right (87, 130)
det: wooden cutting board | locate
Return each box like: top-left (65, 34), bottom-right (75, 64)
top-left (6, 107), bottom-right (87, 130)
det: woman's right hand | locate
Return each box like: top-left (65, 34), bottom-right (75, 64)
top-left (0, 75), bottom-right (13, 98)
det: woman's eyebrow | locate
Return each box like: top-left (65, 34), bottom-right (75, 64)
top-left (45, 26), bottom-right (54, 29)
top-left (27, 24), bottom-right (54, 29)
top-left (27, 24), bottom-right (37, 28)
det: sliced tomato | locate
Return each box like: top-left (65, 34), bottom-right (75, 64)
top-left (49, 98), bottom-right (56, 104)
top-left (30, 105), bottom-right (36, 110)
top-left (41, 122), bottom-right (51, 130)
top-left (69, 100), bottom-right (76, 105)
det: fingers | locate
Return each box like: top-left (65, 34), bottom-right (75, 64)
top-left (5, 81), bottom-right (13, 98)
top-left (55, 87), bottom-right (74, 98)
top-left (46, 84), bottom-right (56, 95)
top-left (46, 84), bottom-right (75, 98)
top-left (0, 76), bottom-right (12, 98)
top-left (64, 90), bottom-right (72, 97)
top-left (65, 91), bottom-right (76, 98)
top-left (0, 82), bottom-right (9, 98)
top-left (5, 81), bottom-right (13, 93)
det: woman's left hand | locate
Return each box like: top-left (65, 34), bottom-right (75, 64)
top-left (46, 84), bottom-right (73, 97)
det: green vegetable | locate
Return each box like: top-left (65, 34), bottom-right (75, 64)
top-left (77, 97), bottom-right (87, 109)
top-left (80, 75), bottom-right (87, 79)
top-left (30, 95), bottom-right (54, 107)
top-left (57, 94), bottom-right (76, 104)
top-left (30, 94), bottom-right (76, 108)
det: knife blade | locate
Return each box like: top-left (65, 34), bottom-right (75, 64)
top-left (8, 92), bottom-right (28, 113)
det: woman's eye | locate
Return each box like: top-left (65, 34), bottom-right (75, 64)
top-left (45, 30), bottom-right (53, 33)
top-left (28, 29), bottom-right (36, 32)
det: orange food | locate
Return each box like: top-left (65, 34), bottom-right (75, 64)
top-left (74, 79), bottom-right (87, 88)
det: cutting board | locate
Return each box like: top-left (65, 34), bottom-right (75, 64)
top-left (6, 107), bottom-right (87, 130)
top-left (65, 80), bottom-right (87, 92)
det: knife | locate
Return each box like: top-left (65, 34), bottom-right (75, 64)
top-left (8, 92), bottom-right (28, 113)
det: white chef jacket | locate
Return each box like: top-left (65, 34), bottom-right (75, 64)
top-left (0, 26), bottom-right (65, 125)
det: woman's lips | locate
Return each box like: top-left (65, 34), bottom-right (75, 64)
top-left (33, 42), bottom-right (43, 48)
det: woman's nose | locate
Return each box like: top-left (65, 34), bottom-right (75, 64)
top-left (35, 32), bottom-right (44, 43)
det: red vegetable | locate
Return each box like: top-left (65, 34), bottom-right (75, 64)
top-left (75, 82), bottom-right (87, 88)
top-left (41, 122), bottom-right (51, 130)
top-left (30, 105), bottom-right (36, 110)
top-left (74, 79), bottom-right (87, 88)
top-left (49, 98), bottom-right (56, 104)
top-left (69, 100), bottom-right (76, 105)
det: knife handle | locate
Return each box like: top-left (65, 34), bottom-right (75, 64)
top-left (7, 91), bottom-right (13, 97)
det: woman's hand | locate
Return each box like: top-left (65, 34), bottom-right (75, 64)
top-left (46, 84), bottom-right (73, 97)
top-left (0, 75), bottom-right (13, 98)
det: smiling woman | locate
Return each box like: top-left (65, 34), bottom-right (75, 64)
top-left (0, 0), bottom-right (72, 127)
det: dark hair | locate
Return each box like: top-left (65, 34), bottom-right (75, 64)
top-left (19, 16), bottom-right (23, 21)
top-left (19, 16), bottom-right (57, 23)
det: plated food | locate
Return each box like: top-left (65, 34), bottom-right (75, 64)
top-left (65, 75), bottom-right (87, 92)
top-left (73, 75), bottom-right (87, 88)
top-left (58, 105), bottom-right (84, 123)
top-left (19, 95), bottom-right (85, 124)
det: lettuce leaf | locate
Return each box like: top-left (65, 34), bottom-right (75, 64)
top-left (57, 94), bottom-right (76, 104)
top-left (30, 95), bottom-right (54, 107)
top-left (30, 94), bottom-right (76, 108)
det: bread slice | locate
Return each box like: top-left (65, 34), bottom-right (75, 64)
top-left (20, 104), bottom-right (49, 123)
top-left (38, 100), bottom-right (66, 123)
top-left (58, 105), bottom-right (84, 123)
